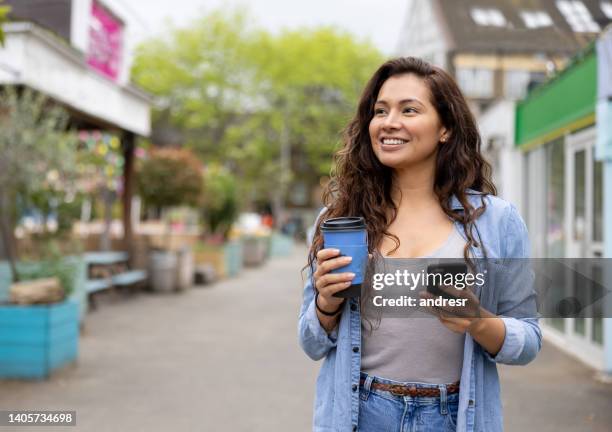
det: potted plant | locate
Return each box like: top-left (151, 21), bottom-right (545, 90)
top-left (0, 87), bottom-right (81, 379)
top-left (0, 245), bottom-right (82, 379)
top-left (137, 148), bottom-right (203, 291)
top-left (197, 164), bottom-right (241, 278)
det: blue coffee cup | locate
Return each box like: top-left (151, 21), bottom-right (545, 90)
top-left (321, 217), bottom-right (368, 298)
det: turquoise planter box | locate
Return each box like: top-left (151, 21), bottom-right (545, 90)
top-left (0, 300), bottom-right (79, 379)
top-left (270, 233), bottom-right (293, 257)
top-left (223, 240), bottom-right (243, 277)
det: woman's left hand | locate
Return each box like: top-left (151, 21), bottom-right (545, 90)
top-left (419, 285), bottom-right (485, 335)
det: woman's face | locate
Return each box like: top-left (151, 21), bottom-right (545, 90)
top-left (369, 73), bottom-right (448, 170)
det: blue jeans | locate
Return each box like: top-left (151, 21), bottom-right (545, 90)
top-left (358, 372), bottom-right (459, 432)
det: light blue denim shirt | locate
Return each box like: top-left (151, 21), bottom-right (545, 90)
top-left (298, 191), bottom-right (542, 432)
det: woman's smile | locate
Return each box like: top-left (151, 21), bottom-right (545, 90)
top-left (379, 136), bottom-right (410, 152)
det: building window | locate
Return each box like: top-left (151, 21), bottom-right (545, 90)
top-left (593, 153), bottom-right (603, 243)
top-left (556, 0), bottom-right (601, 32)
top-left (545, 139), bottom-right (565, 258)
top-left (470, 8), bottom-right (507, 27)
top-left (456, 68), bottom-right (494, 98)
top-left (602, 2), bottom-right (612, 19)
top-left (520, 10), bottom-right (554, 28)
top-left (504, 70), bottom-right (530, 99)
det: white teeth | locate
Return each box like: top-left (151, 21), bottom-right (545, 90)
top-left (382, 138), bottom-right (407, 145)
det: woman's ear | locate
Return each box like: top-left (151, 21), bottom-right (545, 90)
top-left (440, 129), bottom-right (450, 143)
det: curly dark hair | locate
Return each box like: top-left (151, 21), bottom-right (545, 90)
top-left (307, 57), bottom-right (496, 303)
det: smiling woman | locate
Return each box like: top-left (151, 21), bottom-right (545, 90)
top-left (298, 57), bottom-right (541, 432)
top-left (370, 75), bottom-right (447, 170)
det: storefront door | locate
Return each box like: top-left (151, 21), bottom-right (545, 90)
top-left (563, 128), bottom-right (605, 365)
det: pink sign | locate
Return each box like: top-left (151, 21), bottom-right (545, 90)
top-left (87, 1), bottom-right (123, 81)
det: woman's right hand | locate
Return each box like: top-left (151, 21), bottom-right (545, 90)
top-left (313, 248), bottom-right (355, 312)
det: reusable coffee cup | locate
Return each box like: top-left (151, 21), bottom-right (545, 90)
top-left (321, 217), bottom-right (368, 298)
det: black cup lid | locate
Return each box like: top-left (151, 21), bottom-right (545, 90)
top-left (321, 216), bottom-right (366, 231)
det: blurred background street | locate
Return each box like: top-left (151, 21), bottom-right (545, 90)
top-left (2, 246), bottom-right (612, 431)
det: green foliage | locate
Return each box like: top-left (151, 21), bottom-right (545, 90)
top-left (137, 148), bottom-right (204, 210)
top-left (0, 1), bottom-right (10, 45)
top-left (131, 9), bottom-right (259, 158)
top-left (0, 87), bottom-right (79, 281)
top-left (0, 87), bottom-right (78, 199)
top-left (26, 189), bottom-right (85, 235)
top-left (17, 249), bottom-right (78, 298)
top-left (131, 8), bottom-right (383, 205)
top-left (201, 164), bottom-right (238, 237)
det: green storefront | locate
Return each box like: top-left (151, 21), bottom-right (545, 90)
top-left (515, 44), bottom-right (610, 374)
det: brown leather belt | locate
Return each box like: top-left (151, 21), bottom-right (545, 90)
top-left (360, 379), bottom-right (460, 397)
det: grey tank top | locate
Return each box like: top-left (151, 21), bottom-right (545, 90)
top-left (360, 225), bottom-right (467, 383)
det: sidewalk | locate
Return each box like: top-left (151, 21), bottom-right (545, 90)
top-left (0, 247), bottom-right (319, 431)
top-left (0, 245), bottom-right (611, 431)
top-left (500, 343), bottom-right (612, 431)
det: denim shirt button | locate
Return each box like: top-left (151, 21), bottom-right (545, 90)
top-left (352, 426), bottom-right (357, 431)
top-left (350, 304), bottom-right (357, 311)
top-left (352, 346), bottom-right (359, 353)
top-left (352, 384), bottom-right (358, 392)
top-left (469, 399), bottom-right (475, 406)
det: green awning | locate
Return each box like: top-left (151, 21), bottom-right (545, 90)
top-left (515, 45), bottom-right (597, 150)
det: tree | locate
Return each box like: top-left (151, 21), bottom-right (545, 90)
top-left (233, 27), bottom-right (382, 212)
top-left (131, 9), bottom-right (260, 159)
top-left (201, 163), bottom-right (238, 239)
top-left (0, 87), bottom-right (78, 282)
top-left (0, 1), bottom-right (10, 45)
top-left (132, 8), bottom-right (383, 213)
top-left (137, 148), bottom-right (203, 211)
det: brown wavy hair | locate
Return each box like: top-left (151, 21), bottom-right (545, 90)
top-left (307, 57), bottom-right (496, 300)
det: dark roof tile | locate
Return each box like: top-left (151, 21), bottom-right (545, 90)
top-left (436, 0), bottom-right (611, 54)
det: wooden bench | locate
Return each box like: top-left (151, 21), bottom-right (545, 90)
top-left (84, 252), bottom-right (147, 309)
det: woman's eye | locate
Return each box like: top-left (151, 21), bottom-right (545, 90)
top-left (374, 108), bottom-right (386, 115)
top-left (403, 107), bottom-right (417, 114)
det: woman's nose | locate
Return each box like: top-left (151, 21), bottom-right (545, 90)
top-left (382, 111), bottom-right (401, 129)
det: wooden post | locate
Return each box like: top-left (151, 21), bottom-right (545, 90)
top-left (122, 132), bottom-right (135, 264)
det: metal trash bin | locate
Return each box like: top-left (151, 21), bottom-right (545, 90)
top-left (149, 251), bottom-right (178, 292)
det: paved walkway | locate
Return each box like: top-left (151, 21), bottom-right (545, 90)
top-left (1, 245), bottom-right (611, 431)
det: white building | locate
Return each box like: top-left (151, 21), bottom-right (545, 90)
top-left (397, 0), bottom-right (608, 208)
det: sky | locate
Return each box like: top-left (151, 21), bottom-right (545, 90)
top-left (106, 0), bottom-right (409, 55)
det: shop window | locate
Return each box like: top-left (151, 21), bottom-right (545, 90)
top-left (574, 150), bottom-right (586, 242)
top-left (524, 147), bottom-right (547, 258)
top-left (592, 266), bottom-right (603, 345)
top-left (593, 154), bottom-right (603, 243)
top-left (573, 265), bottom-right (586, 336)
top-left (546, 139), bottom-right (565, 258)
